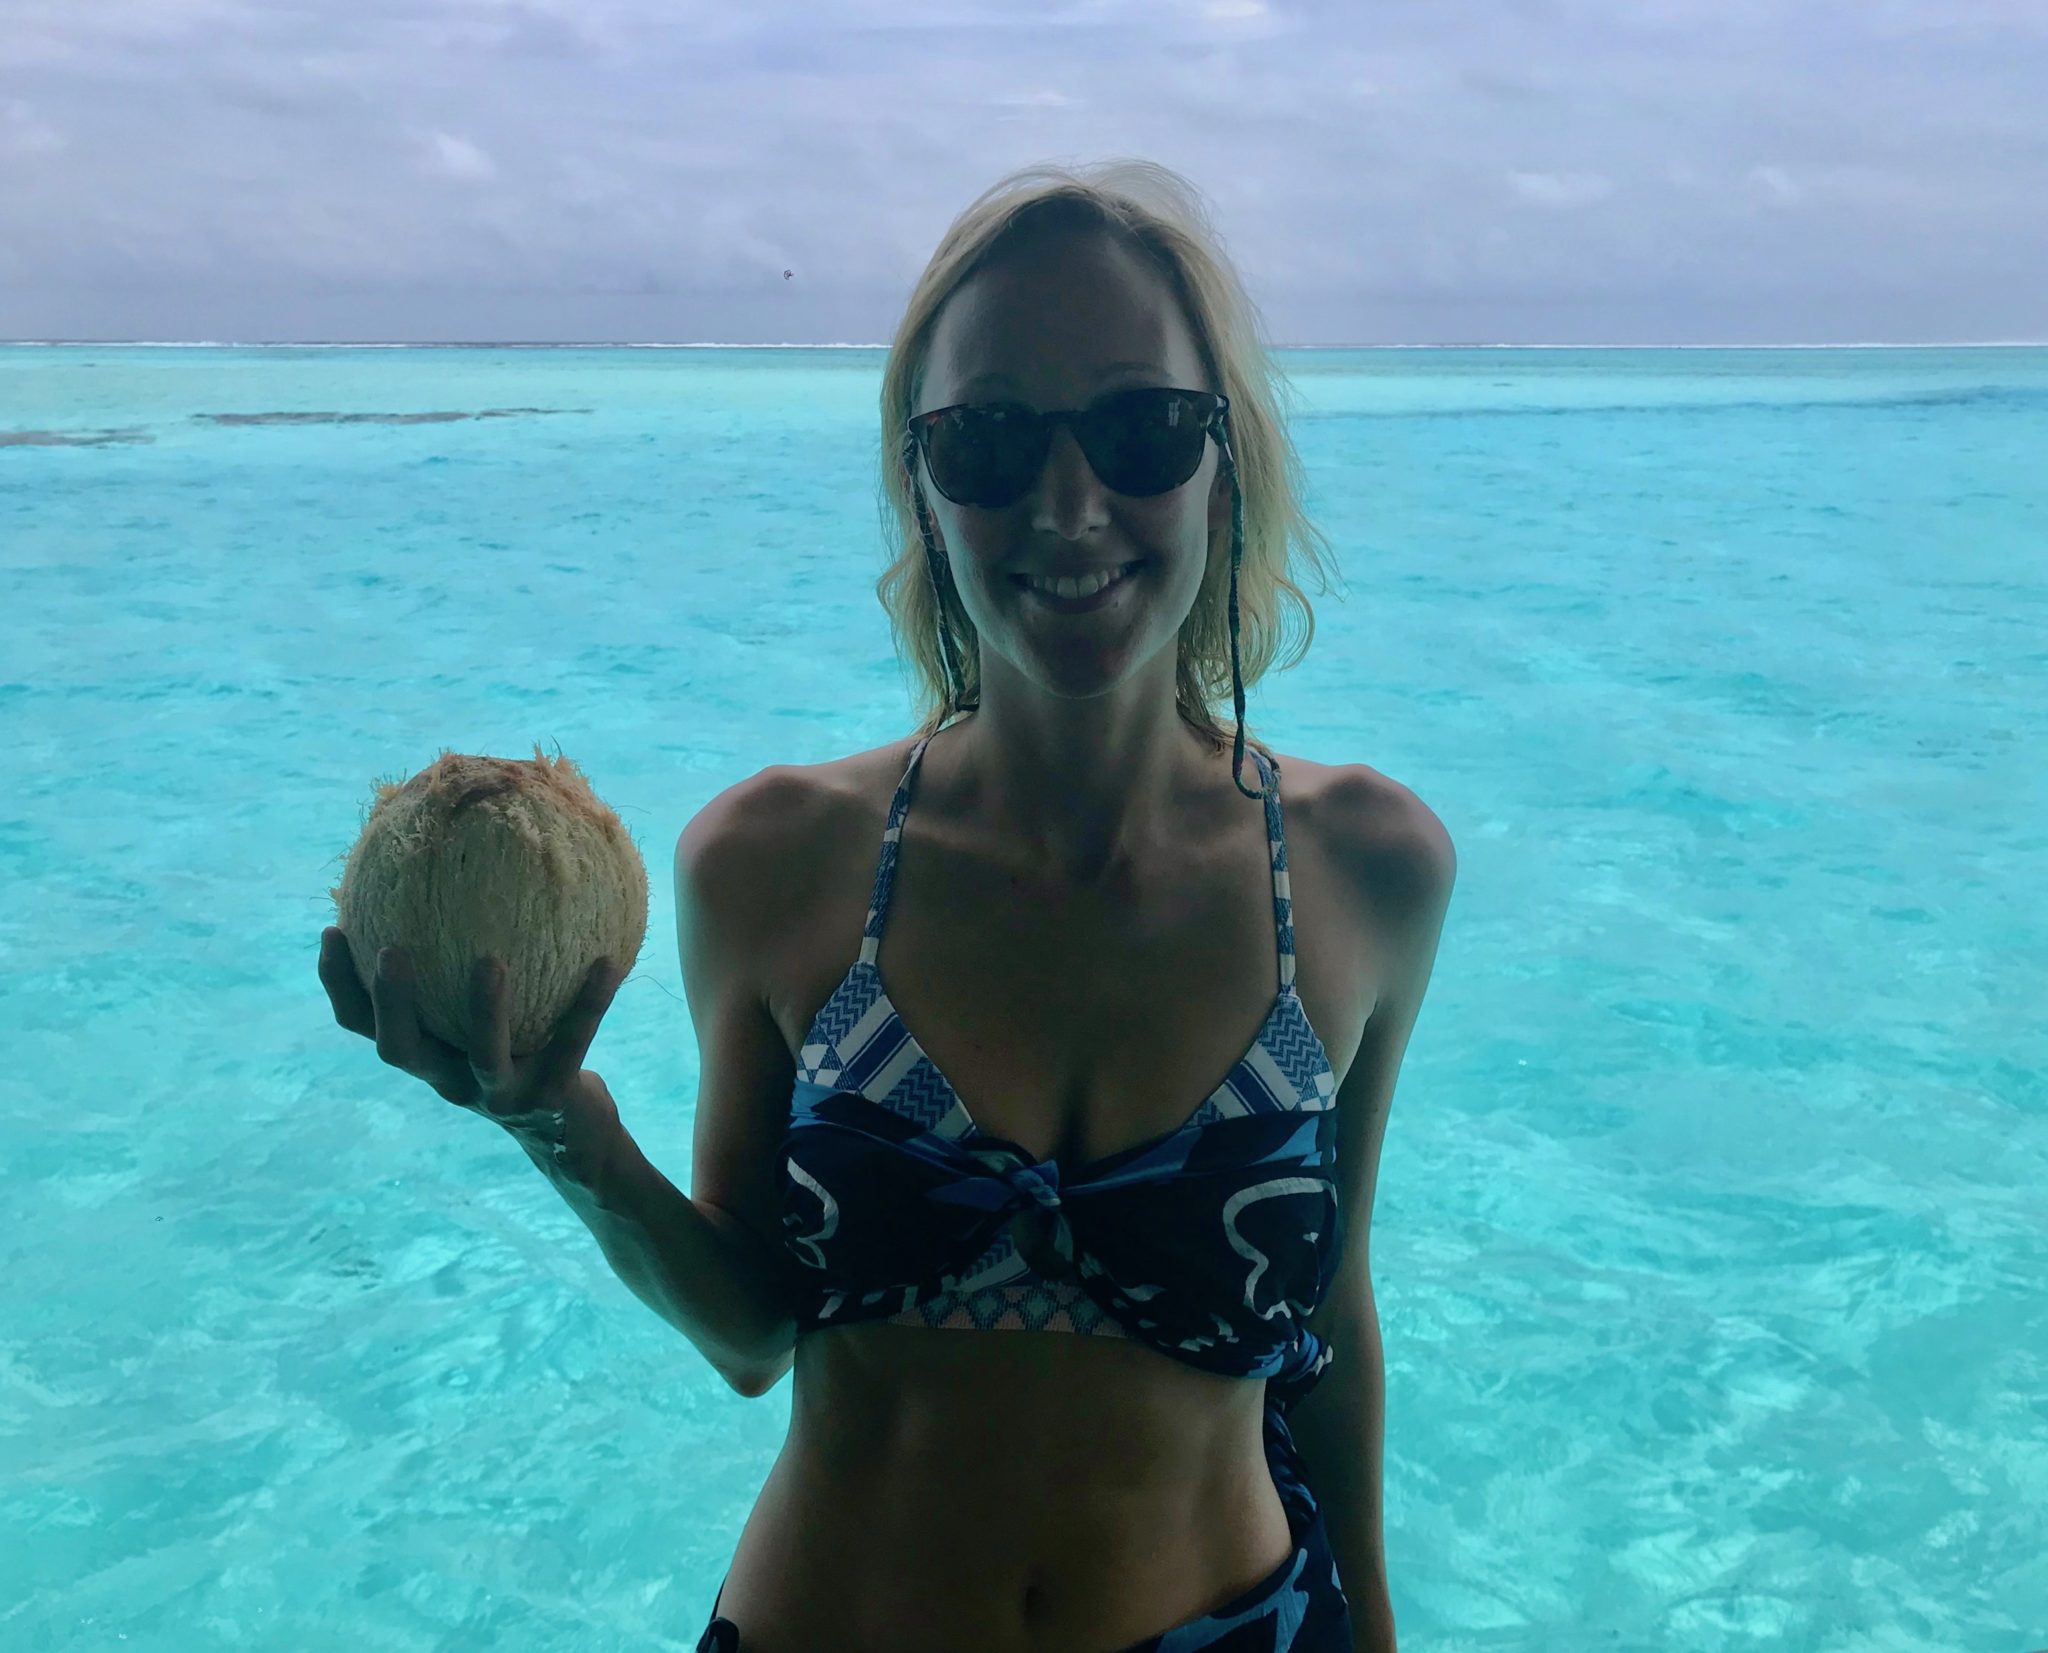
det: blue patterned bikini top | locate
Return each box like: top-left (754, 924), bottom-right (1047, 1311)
top-left (776, 720), bottom-right (1344, 1413)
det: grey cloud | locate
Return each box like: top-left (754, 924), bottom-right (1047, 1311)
top-left (0, 0), bottom-right (2043, 343)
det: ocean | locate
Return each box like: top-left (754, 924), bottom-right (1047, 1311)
top-left (4, 344), bottom-right (2044, 1651)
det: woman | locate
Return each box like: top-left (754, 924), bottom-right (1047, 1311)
top-left (680, 161), bottom-right (1455, 1650)
top-left (322, 158), bottom-right (1455, 1651)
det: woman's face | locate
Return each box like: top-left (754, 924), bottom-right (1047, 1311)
top-left (911, 227), bottom-right (1232, 708)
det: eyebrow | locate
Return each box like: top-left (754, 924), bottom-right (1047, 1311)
top-left (956, 360), bottom-right (1169, 396)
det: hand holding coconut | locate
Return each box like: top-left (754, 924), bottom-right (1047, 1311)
top-left (319, 746), bottom-right (650, 1191)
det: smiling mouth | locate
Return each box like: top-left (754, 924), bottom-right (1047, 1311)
top-left (1010, 560), bottom-right (1145, 604)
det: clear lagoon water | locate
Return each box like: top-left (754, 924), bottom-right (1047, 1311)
top-left (3, 344), bottom-right (2044, 1651)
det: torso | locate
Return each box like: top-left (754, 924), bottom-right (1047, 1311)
top-left (717, 726), bottom-right (1395, 1651)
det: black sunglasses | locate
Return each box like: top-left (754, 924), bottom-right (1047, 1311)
top-left (905, 387), bottom-right (1231, 509)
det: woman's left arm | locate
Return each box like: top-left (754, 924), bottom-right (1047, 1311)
top-left (1293, 775), bottom-right (1457, 1652)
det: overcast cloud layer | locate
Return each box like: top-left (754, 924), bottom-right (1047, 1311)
top-left (2, 0), bottom-right (2044, 344)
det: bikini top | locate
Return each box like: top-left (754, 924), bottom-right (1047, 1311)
top-left (775, 718), bottom-right (1344, 1414)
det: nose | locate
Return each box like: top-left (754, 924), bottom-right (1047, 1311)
top-left (1028, 420), bottom-right (1111, 539)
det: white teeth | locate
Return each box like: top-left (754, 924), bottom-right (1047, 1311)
top-left (1026, 563), bottom-right (1135, 600)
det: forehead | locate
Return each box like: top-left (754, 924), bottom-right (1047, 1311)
top-left (921, 229), bottom-right (1208, 408)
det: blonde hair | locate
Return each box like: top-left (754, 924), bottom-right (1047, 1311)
top-left (873, 158), bottom-right (1339, 777)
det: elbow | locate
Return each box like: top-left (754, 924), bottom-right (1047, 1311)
top-left (725, 1347), bottom-right (795, 1399)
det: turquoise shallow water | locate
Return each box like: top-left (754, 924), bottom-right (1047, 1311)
top-left (3, 344), bottom-right (2045, 1651)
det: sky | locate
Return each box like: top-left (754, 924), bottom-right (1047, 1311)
top-left (1, 0), bottom-right (2044, 346)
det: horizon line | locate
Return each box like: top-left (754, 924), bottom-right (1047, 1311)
top-left (5, 338), bottom-right (2048, 351)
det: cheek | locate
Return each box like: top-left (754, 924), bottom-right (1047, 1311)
top-left (1130, 490), bottom-right (1212, 551)
top-left (1171, 506), bottom-right (1228, 588)
top-left (944, 515), bottom-right (1012, 584)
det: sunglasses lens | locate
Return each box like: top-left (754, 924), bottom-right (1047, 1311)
top-left (924, 404), bottom-right (1041, 508)
top-left (1086, 390), bottom-right (1211, 496)
top-left (923, 390), bottom-right (1213, 507)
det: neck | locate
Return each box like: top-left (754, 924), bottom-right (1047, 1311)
top-left (926, 695), bottom-right (1229, 887)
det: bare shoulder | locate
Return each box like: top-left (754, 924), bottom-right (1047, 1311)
top-left (673, 739), bottom-right (915, 939)
top-left (675, 760), bottom-right (832, 886)
top-left (1272, 749), bottom-right (1457, 911)
top-left (680, 731), bottom-right (912, 847)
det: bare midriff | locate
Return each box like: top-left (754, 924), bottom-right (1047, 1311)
top-left (710, 1320), bottom-right (1292, 1652)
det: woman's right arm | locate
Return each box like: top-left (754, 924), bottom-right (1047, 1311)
top-left (527, 1121), bottom-right (798, 1398)
top-left (540, 766), bottom-right (815, 1397)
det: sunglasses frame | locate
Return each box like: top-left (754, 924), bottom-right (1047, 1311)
top-left (903, 386), bottom-right (1232, 508)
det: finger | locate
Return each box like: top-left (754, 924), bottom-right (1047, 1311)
top-left (355, 943), bottom-right (479, 1105)
top-left (319, 927), bottom-right (376, 1038)
top-left (469, 955), bottom-right (512, 1098)
top-left (369, 946), bottom-right (429, 1075)
top-left (530, 958), bottom-right (623, 1099)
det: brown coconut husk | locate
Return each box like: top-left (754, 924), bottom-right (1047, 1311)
top-left (329, 743), bottom-right (648, 1057)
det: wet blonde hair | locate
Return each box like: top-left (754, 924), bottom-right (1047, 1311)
top-left (873, 158), bottom-right (1338, 784)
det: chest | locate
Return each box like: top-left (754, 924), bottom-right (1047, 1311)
top-left (768, 759), bottom-right (1384, 1174)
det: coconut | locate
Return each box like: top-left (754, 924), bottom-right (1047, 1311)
top-left (328, 745), bottom-right (648, 1058)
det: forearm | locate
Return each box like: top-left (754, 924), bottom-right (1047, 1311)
top-left (1286, 1302), bottom-right (1397, 1652)
top-left (511, 1122), bottom-right (798, 1395)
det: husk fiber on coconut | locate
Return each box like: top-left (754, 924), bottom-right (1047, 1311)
top-left (329, 744), bottom-right (648, 1058)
